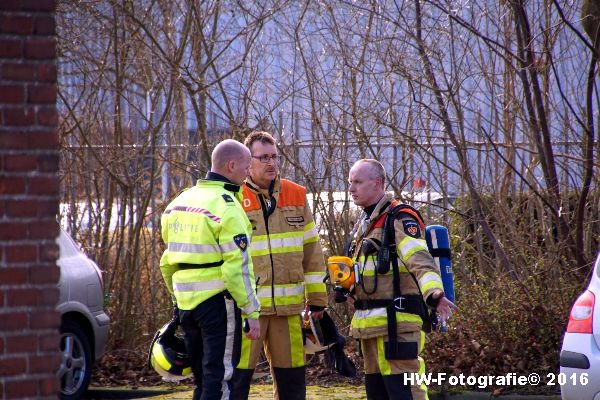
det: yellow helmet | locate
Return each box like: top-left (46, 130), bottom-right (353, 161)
top-left (148, 319), bottom-right (192, 382)
top-left (327, 256), bottom-right (355, 290)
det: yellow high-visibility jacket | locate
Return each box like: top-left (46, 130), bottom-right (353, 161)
top-left (242, 177), bottom-right (327, 316)
top-left (349, 193), bottom-right (444, 339)
top-left (160, 178), bottom-right (260, 318)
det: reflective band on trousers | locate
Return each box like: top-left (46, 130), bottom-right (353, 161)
top-left (174, 279), bottom-right (225, 292)
top-left (222, 298), bottom-right (236, 382)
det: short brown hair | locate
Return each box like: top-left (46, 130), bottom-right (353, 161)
top-left (244, 131), bottom-right (276, 151)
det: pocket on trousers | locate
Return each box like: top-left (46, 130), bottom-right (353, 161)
top-left (384, 341), bottom-right (418, 360)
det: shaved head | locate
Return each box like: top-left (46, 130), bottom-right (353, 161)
top-left (211, 139), bottom-right (252, 184)
top-left (212, 139), bottom-right (249, 169)
top-left (350, 159), bottom-right (386, 185)
top-left (348, 159), bottom-right (386, 208)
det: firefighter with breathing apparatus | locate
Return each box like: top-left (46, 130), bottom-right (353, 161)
top-left (331, 159), bottom-right (456, 400)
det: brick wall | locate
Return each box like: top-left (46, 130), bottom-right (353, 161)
top-left (0, 1), bottom-right (61, 399)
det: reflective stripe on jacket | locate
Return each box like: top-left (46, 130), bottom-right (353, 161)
top-left (242, 178), bottom-right (327, 316)
top-left (349, 193), bottom-right (443, 339)
top-left (159, 179), bottom-right (260, 318)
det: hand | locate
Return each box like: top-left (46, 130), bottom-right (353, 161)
top-left (431, 290), bottom-right (457, 322)
top-left (311, 310), bottom-right (324, 321)
top-left (305, 304), bottom-right (325, 321)
top-left (245, 318), bottom-right (260, 340)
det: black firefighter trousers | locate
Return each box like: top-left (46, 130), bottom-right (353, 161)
top-left (180, 292), bottom-right (242, 400)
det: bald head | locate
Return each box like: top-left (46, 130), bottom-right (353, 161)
top-left (348, 159), bottom-right (386, 208)
top-left (211, 139), bottom-right (252, 185)
top-left (351, 159), bottom-right (386, 185)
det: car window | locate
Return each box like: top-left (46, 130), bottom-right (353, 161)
top-left (57, 228), bottom-right (81, 258)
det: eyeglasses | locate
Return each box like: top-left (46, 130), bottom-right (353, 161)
top-left (252, 154), bottom-right (281, 163)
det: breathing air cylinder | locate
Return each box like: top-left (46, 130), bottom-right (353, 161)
top-left (425, 225), bottom-right (454, 331)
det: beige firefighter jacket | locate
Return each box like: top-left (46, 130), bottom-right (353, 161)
top-left (349, 193), bottom-right (444, 339)
top-left (242, 177), bottom-right (328, 316)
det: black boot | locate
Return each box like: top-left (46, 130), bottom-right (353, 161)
top-left (272, 366), bottom-right (306, 400)
top-left (365, 374), bottom-right (388, 400)
top-left (382, 374), bottom-right (413, 400)
top-left (231, 368), bottom-right (254, 400)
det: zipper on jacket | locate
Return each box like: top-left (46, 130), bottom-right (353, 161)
top-left (258, 194), bottom-right (277, 313)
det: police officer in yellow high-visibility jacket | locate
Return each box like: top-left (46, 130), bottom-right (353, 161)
top-left (160, 140), bottom-right (261, 400)
top-left (231, 131), bottom-right (328, 400)
top-left (345, 159), bottom-right (456, 400)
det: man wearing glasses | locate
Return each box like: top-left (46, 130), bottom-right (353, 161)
top-left (231, 131), bottom-right (328, 400)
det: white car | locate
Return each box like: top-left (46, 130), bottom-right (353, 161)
top-left (56, 228), bottom-right (110, 400)
top-left (560, 251), bottom-right (600, 400)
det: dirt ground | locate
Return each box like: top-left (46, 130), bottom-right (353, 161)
top-left (138, 384), bottom-right (368, 399)
top-left (89, 343), bottom-right (560, 400)
top-left (89, 345), bottom-right (366, 399)
top-left (84, 384), bottom-right (561, 400)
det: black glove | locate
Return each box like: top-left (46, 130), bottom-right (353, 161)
top-left (334, 290), bottom-right (348, 303)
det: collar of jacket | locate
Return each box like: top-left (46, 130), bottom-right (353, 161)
top-left (245, 175), bottom-right (281, 199)
top-left (356, 193), bottom-right (393, 237)
top-left (197, 178), bottom-right (243, 202)
top-left (205, 171), bottom-right (239, 189)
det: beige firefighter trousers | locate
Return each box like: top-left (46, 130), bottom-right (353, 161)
top-left (361, 330), bottom-right (428, 400)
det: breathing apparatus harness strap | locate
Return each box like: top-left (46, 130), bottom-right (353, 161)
top-left (349, 202), bottom-right (433, 334)
top-left (377, 204), bottom-right (432, 358)
top-left (353, 296), bottom-right (424, 311)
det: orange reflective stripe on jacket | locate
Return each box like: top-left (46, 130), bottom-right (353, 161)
top-left (277, 180), bottom-right (306, 207)
top-left (370, 200), bottom-right (426, 232)
top-left (241, 180), bottom-right (306, 212)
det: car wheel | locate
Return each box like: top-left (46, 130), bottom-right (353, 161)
top-left (57, 320), bottom-right (92, 400)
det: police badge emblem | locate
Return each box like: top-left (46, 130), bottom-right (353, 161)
top-left (233, 234), bottom-right (248, 251)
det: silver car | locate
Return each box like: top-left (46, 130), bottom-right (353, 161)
top-left (56, 228), bottom-right (110, 400)
top-left (560, 251), bottom-right (600, 400)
